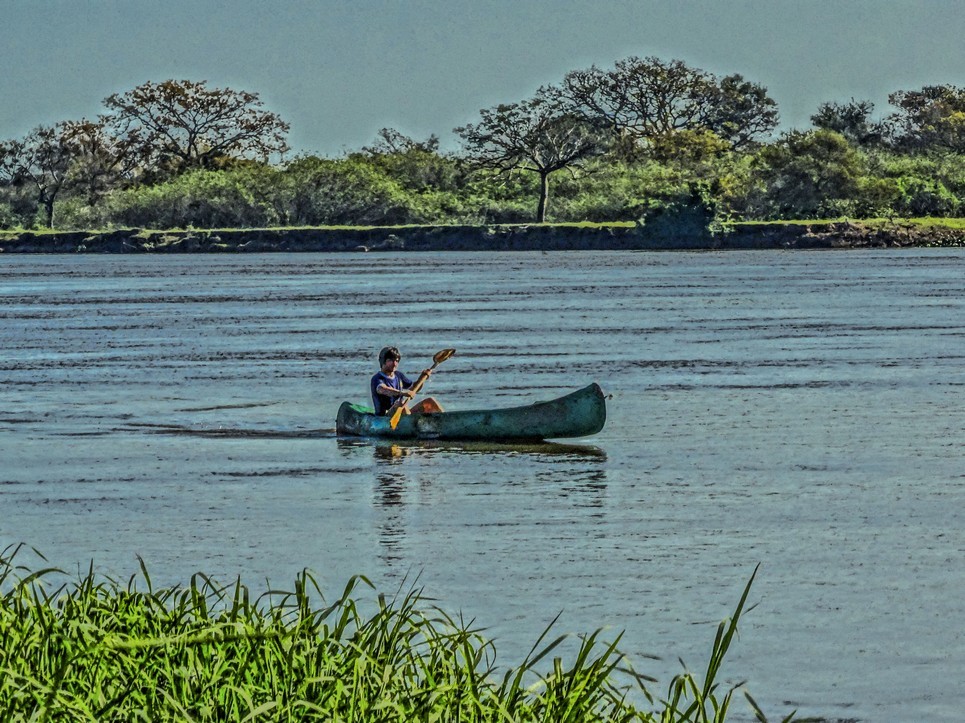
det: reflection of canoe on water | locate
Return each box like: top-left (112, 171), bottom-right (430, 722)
top-left (336, 383), bottom-right (607, 441)
top-left (337, 437), bottom-right (607, 459)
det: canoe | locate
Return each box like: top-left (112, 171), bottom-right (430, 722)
top-left (336, 383), bottom-right (606, 441)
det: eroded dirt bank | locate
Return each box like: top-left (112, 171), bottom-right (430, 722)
top-left (1, 221), bottom-right (962, 253)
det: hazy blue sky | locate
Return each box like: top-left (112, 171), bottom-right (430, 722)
top-left (3, 0), bottom-right (963, 157)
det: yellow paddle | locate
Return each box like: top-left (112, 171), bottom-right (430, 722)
top-left (388, 348), bottom-right (456, 429)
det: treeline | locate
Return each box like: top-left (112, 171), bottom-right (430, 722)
top-left (1, 61), bottom-right (963, 230)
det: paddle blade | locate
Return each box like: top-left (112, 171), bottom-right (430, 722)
top-left (433, 348), bottom-right (456, 365)
top-left (388, 405), bottom-right (404, 430)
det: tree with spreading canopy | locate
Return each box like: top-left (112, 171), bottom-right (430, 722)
top-left (455, 90), bottom-right (602, 222)
top-left (102, 79), bottom-right (290, 179)
top-left (559, 56), bottom-right (778, 159)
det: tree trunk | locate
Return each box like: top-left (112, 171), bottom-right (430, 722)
top-left (536, 171), bottom-right (550, 223)
top-left (43, 197), bottom-right (55, 229)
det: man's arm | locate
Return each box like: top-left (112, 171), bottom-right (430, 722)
top-left (376, 382), bottom-right (413, 399)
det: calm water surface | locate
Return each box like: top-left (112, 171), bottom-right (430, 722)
top-left (2, 250), bottom-right (963, 721)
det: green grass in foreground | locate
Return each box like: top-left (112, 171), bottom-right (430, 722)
top-left (0, 546), bottom-right (788, 722)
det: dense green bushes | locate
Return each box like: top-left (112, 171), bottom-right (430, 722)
top-left (3, 130), bottom-right (963, 232)
top-left (6, 139), bottom-right (961, 231)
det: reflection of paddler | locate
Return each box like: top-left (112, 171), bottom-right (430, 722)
top-left (370, 346), bottom-right (445, 418)
top-left (374, 444), bottom-right (406, 459)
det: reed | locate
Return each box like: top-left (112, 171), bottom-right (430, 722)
top-left (0, 545), bottom-right (786, 722)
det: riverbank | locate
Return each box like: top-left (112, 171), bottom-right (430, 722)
top-left (1, 219), bottom-right (963, 253)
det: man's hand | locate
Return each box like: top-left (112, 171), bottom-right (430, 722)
top-left (389, 391), bottom-right (411, 410)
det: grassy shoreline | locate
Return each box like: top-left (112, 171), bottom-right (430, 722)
top-left (0, 217), bottom-right (963, 253)
top-left (0, 216), bottom-right (962, 237)
top-left (0, 548), bottom-right (779, 721)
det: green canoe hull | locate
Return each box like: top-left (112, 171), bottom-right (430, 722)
top-left (336, 383), bottom-right (607, 441)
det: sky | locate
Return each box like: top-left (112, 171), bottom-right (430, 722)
top-left (2, 0), bottom-right (963, 158)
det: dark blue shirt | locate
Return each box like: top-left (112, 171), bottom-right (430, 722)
top-left (370, 371), bottom-right (413, 416)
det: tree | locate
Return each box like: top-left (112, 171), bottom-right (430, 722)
top-left (748, 130), bottom-right (866, 218)
top-left (0, 124), bottom-right (75, 227)
top-left (887, 85), bottom-right (965, 153)
top-left (359, 128), bottom-right (462, 194)
top-left (0, 117), bottom-right (148, 227)
top-left (707, 74), bottom-right (780, 148)
top-left (811, 99), bottom-right (883, 147)
top-left (559, 56), bottom-right (777, 157)
top-left (103, 79), bottom-right (290, 179)
top-left (362, 127), bottom-right (440, 156)
top-left (59, 118), bottom-right (142, 203)
top-left (455, 90), bottom-right (602, 222)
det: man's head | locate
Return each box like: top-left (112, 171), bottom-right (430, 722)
top-left (379, 346), bottom-right (401, 367)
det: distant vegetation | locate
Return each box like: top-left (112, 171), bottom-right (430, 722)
top-left (0, 548), bottom-right (783, 721)
top-left (1, 62), bottom-right (963, 231)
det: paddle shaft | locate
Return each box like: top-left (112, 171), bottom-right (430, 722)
top-left (388, 363), bottom-right (436, 429)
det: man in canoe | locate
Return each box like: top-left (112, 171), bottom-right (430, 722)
top-left (371, 346), bottom-right (444, 416)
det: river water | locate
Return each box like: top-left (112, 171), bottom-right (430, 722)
top-left (1, 250), bottom-right (963, 721)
